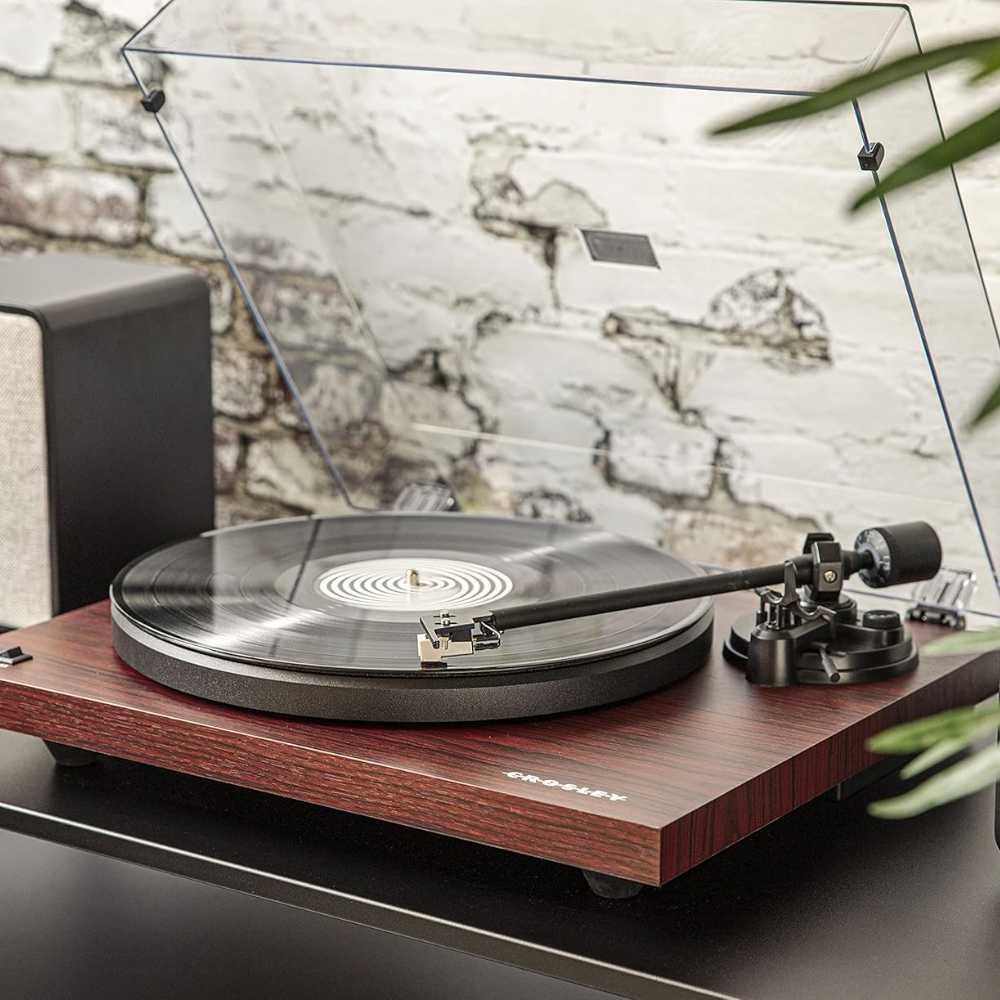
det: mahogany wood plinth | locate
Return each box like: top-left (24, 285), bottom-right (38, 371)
top-left (0, 599), bottom-right (995, 886)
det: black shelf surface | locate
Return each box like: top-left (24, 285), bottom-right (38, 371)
top-left (1, 728), bottom-right (999, 999)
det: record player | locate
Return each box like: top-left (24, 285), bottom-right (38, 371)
top-left (2, 0), bottom-right (1000, 895)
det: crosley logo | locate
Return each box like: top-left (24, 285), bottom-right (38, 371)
top-left (503, 771), bottom-right (627, 802)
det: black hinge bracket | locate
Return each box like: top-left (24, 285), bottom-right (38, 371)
top-left (858, 141), bottom-right (885, 172)
top-left (141, 89), bottom-right (166, 113)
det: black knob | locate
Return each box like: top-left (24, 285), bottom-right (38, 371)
top-left (862, 609), bottom-right (901, 630)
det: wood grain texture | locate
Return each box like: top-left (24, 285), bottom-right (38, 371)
top-left (0, 598), bottom-right (995, 885)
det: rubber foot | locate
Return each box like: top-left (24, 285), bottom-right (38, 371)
top-left (581, 869), bottom-right (644, 899)
top-left (44, 741), bottom-right (100, 767)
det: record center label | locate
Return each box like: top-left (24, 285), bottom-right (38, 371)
top-left (315, 557), bottom-right (513, 612)
top-left (503, 770), bottom-right (628, 802)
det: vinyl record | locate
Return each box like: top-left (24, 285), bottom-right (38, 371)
top-left (110, 513), bottom-right (714, 721)
top-left (113, 513), bottom-right (709, 674)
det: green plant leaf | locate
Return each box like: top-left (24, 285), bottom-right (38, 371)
top-left (968, 46), bottom-right (1000, 84)
top-left (968, 376), bottom-right (1000, 428)
top-left (922, 624), bottom-right (1000, 657)
top-left (710, 36), bottom-right (1000, 136)
top-left (866, 704), bottom-right (1000, 754)
top-left (851, 105), bottom-right (1000, 209)
top-left (899, 736), bottom-right (969, 779)
top-left (868, 743), bottom-right (1000, 818)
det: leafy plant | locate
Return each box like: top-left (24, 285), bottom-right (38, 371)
top-left (712, 32), bottom-right (1000, 427)
top-left (865, 704), bottom-right (1000, 818)
top-left (712, 34), bottom-right (1000, 818)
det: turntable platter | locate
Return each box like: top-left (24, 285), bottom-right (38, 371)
top-left (110, 513), bottom-right (714, 721)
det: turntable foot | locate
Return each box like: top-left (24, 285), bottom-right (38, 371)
top-left (580, 869), bottom-right (643, 899)
top-left (824, 754), bottom-right (911, 801)
top-left (43, 741), bottom-right (100, 767)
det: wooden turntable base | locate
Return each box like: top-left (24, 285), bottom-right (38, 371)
top-left (0, 596), bottom-right (995, 887)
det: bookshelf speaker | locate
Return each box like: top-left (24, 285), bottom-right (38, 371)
top-left (0, 253), bottom-right (214, 629)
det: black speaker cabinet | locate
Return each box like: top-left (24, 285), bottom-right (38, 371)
top-left (0, 252), bottom-right (214, 629)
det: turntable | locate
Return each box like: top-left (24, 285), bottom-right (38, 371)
top-left (2, 0), bottom-right (1000, 895)
top-left (106, 513), bottom-right (942, 721)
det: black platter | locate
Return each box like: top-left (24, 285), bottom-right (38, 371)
top-left (110, 513), bottom-right (714, 722)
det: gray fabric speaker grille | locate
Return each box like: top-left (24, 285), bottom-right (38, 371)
top-left (0, 311), bottom-right (52, 626)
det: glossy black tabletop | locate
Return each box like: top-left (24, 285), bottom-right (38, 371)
top-left (0, 728), bottom-right (998, 1000)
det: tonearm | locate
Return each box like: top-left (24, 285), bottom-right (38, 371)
top-left (417, 522), bottom-right (943, 686)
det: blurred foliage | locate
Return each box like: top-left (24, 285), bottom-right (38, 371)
top-left (713, 33), bottom-right (1000, 426)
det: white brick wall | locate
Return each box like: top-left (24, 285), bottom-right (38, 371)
top-left (0, 0), bottom-right (65, 76)
top-left (1, 0), bottom-right (999, 607)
